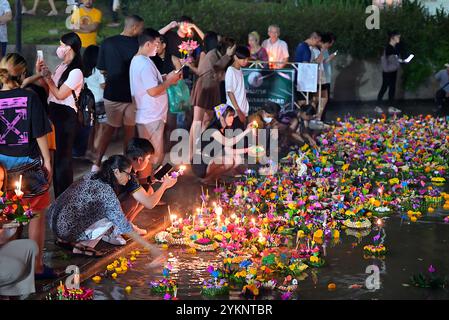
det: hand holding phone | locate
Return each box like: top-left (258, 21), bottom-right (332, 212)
top-left (37, 50), bottom-right (44, 62)
top-left (153, 163), bottom-right (174, 181)
top-left (175, 63), bottom-right (187, 74)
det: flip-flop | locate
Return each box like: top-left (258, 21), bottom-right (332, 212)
top-left (54, 239), bottom-right (73, 251)
top-left (72, 245), bottom-right (105, 258)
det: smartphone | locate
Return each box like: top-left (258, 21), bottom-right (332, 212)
top-left (174, 63), bottom-right (187, 74)
top-left (153, 163), bottom-right (174, 181)
top-left (333, 50), bottom-right (338, 56)
top-left (37, 50), bottom-right (44, 62)
top-left (404, 54), bottom-right (414, 63)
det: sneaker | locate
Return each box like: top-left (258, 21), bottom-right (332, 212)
top-left (374, 106), bottom-right (384, 114)
top-left (132, 223), bottom-right (147, 236)
top-left (107, 22), bottom-right (121, 28)
top-left (91, 164), bottom-right (100, 172)
top-left (388, 106), bottom-right (402, 114)
top-left (102, 234), bottom-right (127, 246)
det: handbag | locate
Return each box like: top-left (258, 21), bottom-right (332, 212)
top-left (167, 79), bottom-right (191, 114)
top-left (6, 158), bottom-right (50, 198)
top-left (381, 51), bottom-right (400, 73)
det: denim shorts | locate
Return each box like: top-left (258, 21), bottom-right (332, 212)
top-left (0, 154), bottom-right (36, 170)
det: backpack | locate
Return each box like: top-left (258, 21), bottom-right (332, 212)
top-left (72, 83), bottom-right (96, 127)
top-left (381, 51), bottom-right (400, 73)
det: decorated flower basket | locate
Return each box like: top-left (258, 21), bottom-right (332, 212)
top-left (343, 218), bottom-right (372, 229)
top-left (190, 238), bottom-right (219, 251)
top-left (363, 244), bottom-right (387, 257)
top-left (201, 278), bottom-right (229, 297)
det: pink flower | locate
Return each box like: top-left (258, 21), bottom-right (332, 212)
top-left (428, 265), bottom-right (436, 273)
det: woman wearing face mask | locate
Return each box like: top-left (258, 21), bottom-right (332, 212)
top-left (191, 104), bottom-right (256, 184)
top-left (0, 53), bottom-right (55, 279)
top-left (37, 32), bottom-right (84, 198)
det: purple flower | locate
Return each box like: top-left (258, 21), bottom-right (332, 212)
top-left (281, 292), bottom-right (292, 300)
top-left (373, 234), bottom-right (381, 243)
top-left (163, 293), bottom-right (171, 300)
top-left (428, 265), bottom-right (436, 273)
top-left (207, 265), bottom-right (214, 274)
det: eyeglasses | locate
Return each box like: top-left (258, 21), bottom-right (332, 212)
top-left (120, 170), bottom-right (134, 180)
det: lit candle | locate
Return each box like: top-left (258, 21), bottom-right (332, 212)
top-left (215, 206), bottom-right (223, 226)
top-left (15, 175), bottom-right (23, 197)
top-left (170, 214), bottom-right (177, 228)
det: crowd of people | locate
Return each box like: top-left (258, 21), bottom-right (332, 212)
top-left (1, 0), bottom-right (449, 299)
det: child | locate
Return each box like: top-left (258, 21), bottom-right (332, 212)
top-left (83, 45), bottom-right (106, 162)
top-left (225, 45), bottom-right (251, 129)
top-left (289, 104), bottom-right (319, 150)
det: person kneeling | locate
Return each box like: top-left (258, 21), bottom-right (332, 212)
top-left (47, 155), bottom-right (168, 257)
top-left (119, 138), bottom-right (177, 235)
top-left (192, 104), bottom-right (256, 184)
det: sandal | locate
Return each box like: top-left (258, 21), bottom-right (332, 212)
top-left (54, 239), bottom-right (73, 251)
top-left (72, 245), bottom-right (105, 258)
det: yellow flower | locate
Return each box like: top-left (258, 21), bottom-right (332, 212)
top-left (92, 276), bottom-right (101, 283)
top-left (125, 286), bottom-right (132, 294)
top-left (389, 178), bottom-right (399, 185)
top-left (313, 229), bottom-right (323, 238)
top-left (310, 256), bottom-right (319, 263)
top-left (345, 210), bottom-right (355, 216)
top-left (333, 230), bottom-right (340, 238)
top-left (111, 273), bottom-right (118, 279)
top-left (224, 233), bottom-right (232, 239)
top-left (107, 264), bottom-right (114, 271)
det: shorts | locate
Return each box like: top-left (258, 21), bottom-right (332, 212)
top-left (47, 123), bottom-right (56, 151)
top-left (137, 120), bottom-right (165, 164)
top-left (95, 102), bottom-right (108, 124)
top-left (104, 99), bottom-right (136, 128)
top-left (28, 190), bottom-right (51, 211)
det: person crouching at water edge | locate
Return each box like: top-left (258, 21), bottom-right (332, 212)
top-left (191, 104), bottom-right (257, 185)
top-left (120, 138), bottom-right (177, 235)
top-left (47, 155), bottom-right (165, 260)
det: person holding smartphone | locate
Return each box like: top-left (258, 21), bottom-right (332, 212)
top-left (118, 138), bottom-right (177, 235)
top-left (318, 32), bottom-right (337, 121)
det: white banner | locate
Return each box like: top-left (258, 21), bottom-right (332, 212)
top-left (296, 63), bottom-right (318, 93)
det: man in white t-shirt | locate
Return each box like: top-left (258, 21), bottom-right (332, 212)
top-left (261, 25), bottom-right (289, 69)
top-left (130, 28), bottom-right (180, 176)
top-left (226, 46), bottom-right (251, 127)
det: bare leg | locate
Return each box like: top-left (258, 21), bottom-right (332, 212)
top-left (48, 0), bottom-right (58, 14)
top-left (28, 210), bottom-right (46, 273)
top-left (201, 110), bottom-right (213, 130)
top-left (94, 124), bottom-right (115, 167)
top-left (123, 125), bottom-right (136, 154)
top-left (189, 106), bottom-right (206, 161)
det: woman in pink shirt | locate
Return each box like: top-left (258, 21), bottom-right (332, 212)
top-left (37, 32), bottom-right (84, 198)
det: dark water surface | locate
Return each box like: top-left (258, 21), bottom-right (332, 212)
top-left (86, 209), bottom-right (449, 300)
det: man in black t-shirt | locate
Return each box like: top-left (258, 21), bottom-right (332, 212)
top-left (376, 30), bottom-right (406, 115)
top-left (92, 15), bottom-right (145, 172)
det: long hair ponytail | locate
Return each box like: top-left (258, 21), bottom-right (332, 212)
top-left (0, 53), bottom-right (27, 89)
top-left (57, 32), bottom-right (83, 88)
top-left (93, 155), bottom-right (132, 187)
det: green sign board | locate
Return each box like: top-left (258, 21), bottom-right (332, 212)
top-left (242, 68), bottom-right (295, 114)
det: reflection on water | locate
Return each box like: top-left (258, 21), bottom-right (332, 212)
top-left (87, 211), bottom-right (449, 300)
